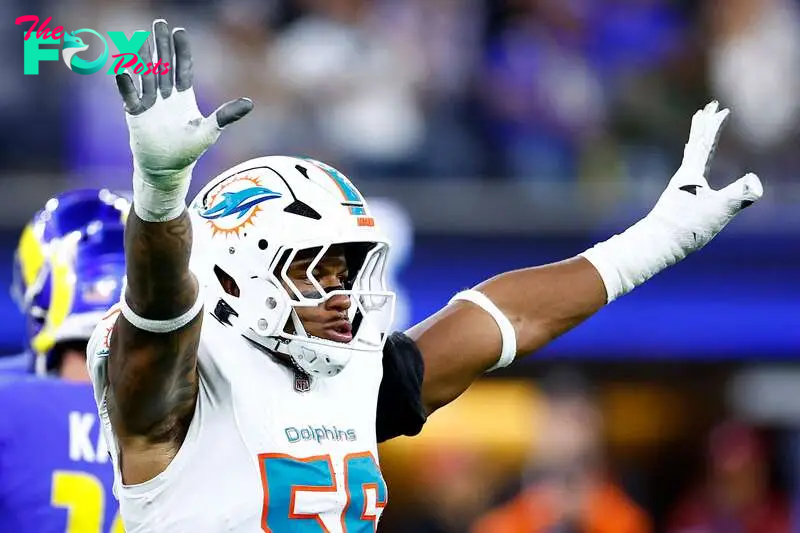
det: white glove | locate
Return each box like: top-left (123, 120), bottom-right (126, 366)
top-left (116, 19), bottom-right (253, 222)
top-left (648, 101), bottom-right (763, 252)
top-left (582, 101), bottom-right (764, 302)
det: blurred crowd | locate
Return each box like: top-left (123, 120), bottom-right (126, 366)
top-left (4, 0), bottom-right (800, 189)
top-left (379, 369), bottom-right (797, 533)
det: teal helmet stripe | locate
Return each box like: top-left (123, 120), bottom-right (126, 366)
top-left (304, 158), bottom-right (366, 215)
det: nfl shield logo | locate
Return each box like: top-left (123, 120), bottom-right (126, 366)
top-left (294, 372), bottom-right (311, 393)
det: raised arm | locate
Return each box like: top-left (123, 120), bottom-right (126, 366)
top-left (408, 102), bottom-right (763, 414)
top-left (106, 20), bottom-right (252, 483)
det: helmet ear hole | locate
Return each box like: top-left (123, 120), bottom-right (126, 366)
top-left (214, 265), bottom-right (240, 298)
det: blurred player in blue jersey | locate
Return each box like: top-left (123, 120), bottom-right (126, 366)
top-left (0, 189), bottom-right (128, 532)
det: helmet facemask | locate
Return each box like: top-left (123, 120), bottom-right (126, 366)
top-left (212, 240), bottom-right (395, 377)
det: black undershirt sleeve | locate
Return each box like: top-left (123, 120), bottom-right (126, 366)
top-left (375, 331), bottom-right (427, 443)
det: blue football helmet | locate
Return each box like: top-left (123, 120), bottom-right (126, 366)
top-left (10, 189), bottom-right (129, 375)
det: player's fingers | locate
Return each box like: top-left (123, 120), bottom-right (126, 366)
top-left (702, 100), bottom-right (719, 115)
top-left (153, 19), bottom-right (174, 99)
top-left (679, 101), bottom-right (729, 184)
top-left (703, 108), bottom-right (729, 178)
top-left (115, 73), bottom-right (143, 115)
top-left (214, 98), bottom-right (254, 128)
top-left (703, 109), bottom-right (731, 177)
top-left (172, 27), bottom-right (193, 91)
top-left (138, 37), bottom-right (157, 110)
top-left (685, 102), bottom-right (717, 148)
top-left (720, 173), bottom-right (764, 211)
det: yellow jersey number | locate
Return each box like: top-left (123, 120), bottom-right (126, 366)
top-left (51, 471), bottom-right (124, 532)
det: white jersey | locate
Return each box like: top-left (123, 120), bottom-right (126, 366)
top-left (87, 307), bottom-right (387, 533)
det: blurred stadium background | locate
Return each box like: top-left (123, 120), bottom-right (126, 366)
top-left (1, 0), bottom-right (799, 531)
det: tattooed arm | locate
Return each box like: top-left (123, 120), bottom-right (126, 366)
top-left (105, 20), bottom-right (252, 484)
top-left (109, 213), bottom-right (202, 483)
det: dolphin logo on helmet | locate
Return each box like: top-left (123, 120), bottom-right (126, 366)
top-left (200, 186), bottom-right (282, 220)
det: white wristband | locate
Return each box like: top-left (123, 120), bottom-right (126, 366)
top-left (580, 217), bottom-right (687, 303)
top-left (132, 165), bottom-right (192, 222)
top-left (120, 282), bottom-right (204, 333)
top-left (450, 290), bottom-right (516, 372)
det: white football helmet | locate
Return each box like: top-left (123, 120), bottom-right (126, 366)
top-left (188, 156), bottom-right (395, 377)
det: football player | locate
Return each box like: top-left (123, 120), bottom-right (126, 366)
top-left (0, 189), bottom-right (127, 532)
top-left (87, 20), bottom-right (763, 532)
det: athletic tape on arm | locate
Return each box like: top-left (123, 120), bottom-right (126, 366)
top-left (449, 289), bottom-right (516, 371)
